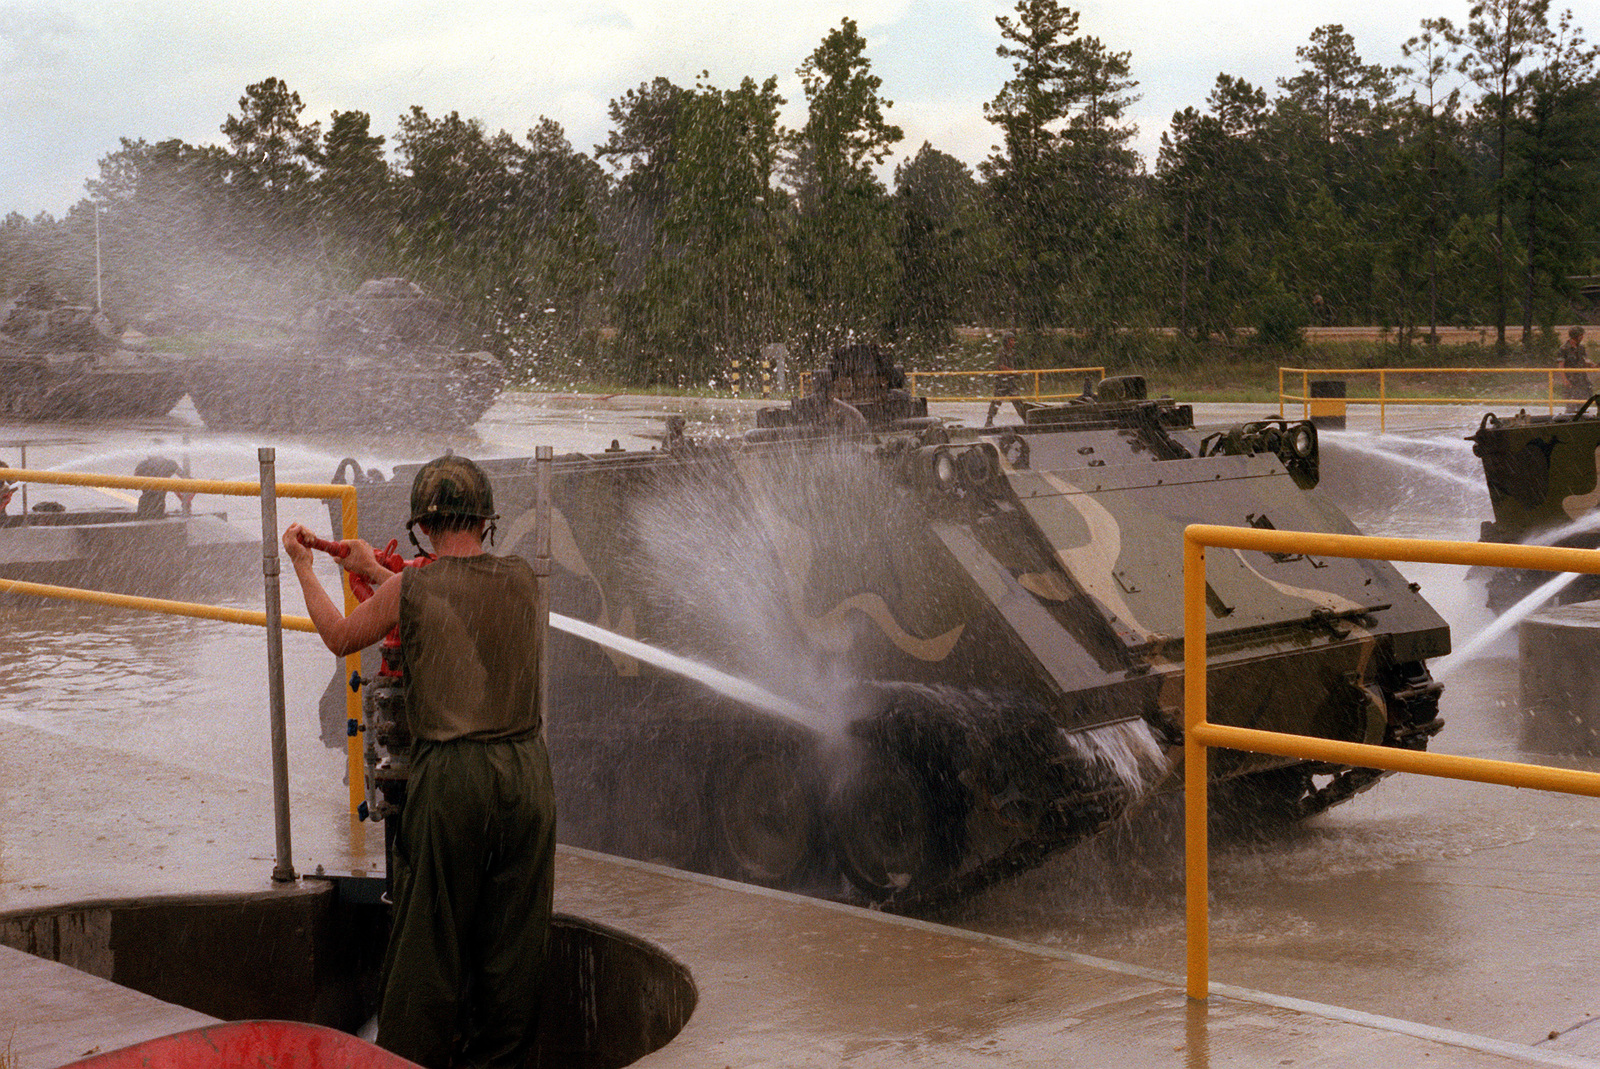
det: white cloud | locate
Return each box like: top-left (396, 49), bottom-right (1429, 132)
top-left (2, 0), bottom-right (1499, 215)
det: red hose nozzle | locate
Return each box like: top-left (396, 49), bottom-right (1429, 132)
top-left (298, 531), bottom-right (350, 558)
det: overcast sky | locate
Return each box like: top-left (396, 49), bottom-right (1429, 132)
top-left (2, 0), bottom-right (1514, 218)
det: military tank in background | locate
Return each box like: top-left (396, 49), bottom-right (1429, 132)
top-left (1468, 396), bottom-right (1600, 609)
top-left (186, 279), bottom-right (506, 433)
top-left (321, 344), bottom-right (1450, 911)
top-left (0, 284), bottom-right (185, 420)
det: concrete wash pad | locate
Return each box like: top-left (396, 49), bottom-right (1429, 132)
top-left (4, 845), bottom-right (1598, 1069)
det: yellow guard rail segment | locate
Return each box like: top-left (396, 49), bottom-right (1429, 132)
top-left (1278, 366), bottom-right (1564, 432)
top-left (908, 366), bottom-right (1106, 403)
top-left (1182, 524), bottom-right (1600, 1002)
top-left (0, 576), bottom-right (318, 632)
top-left (3, 468), bottom-right (366, 815)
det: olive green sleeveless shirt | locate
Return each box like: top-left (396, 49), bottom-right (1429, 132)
top-left (398, 554), bottom-right (541, 742)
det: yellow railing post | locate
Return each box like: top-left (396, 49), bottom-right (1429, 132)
top-left (1182, 522), bottom-right (1600, 1003)
top-left (889, 366), bottom-right (1104, 404)
top-left (1183, 532), bottom-right (1209, 1001)
top-left (337, 485), bottom-right (364, 817)
top-left (1379, 370), bottom-right (1387, 433)
top-left (0, 577), bottom-right (320, 630)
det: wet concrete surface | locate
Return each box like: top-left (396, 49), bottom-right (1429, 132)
top-left (3, 392), bottom-right (1600, 1063)
top-left (3, 942), bottom-right (218, 1068)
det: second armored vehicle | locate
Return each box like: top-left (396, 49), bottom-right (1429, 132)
top-left (322, 348), bottom-right (1450, 910)
top-left (1468, 396), bottom-right (1600, 608)
top-left (187, 279), bottom-right (506, 433)
top-left (0, 285), bottom-right (185, 420)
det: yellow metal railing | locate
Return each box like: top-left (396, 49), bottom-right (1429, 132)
top-left (1278, 366), bottom-right (1572, 432)
top-left (1182, 524), bottom-right (1600, 1001)
top-left (909, 367), bottom-right (1106, 403)
top-left (1, 468), bottom-right (366, 816)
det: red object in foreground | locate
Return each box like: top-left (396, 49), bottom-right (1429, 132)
top-left (297, 530), bottom-right (352, 559)
top-left (62, 1021), bottom-right (423, 1069)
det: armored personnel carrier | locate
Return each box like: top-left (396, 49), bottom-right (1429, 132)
top-left (322, 346), bottom-right (1449, 910)
top-left (186, 279), bottom-right (505, 433)
top-left (1468, 396), bottom-right (1600, 608)
top-left (0, 284), bottom-right (185, 420)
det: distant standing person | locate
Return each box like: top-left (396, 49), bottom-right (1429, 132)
top-left (1559, 326), bottom-right (1592, 401)
top-left (984, 331), bottom-right (1026, 427)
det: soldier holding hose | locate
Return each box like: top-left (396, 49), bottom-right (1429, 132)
top-left (283, 454), bottom-right (553, 1069)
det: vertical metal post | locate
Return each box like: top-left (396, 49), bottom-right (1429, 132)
top-left (259, 447), bottom-right (296, 883)
top-left (534, 446), bottom-right (552, 742)
top-left (94, 204), bottom-right (104, 311)
top-left (1183, 530), bottom-right (1209, 1001)
top-left (18, 442), bottom-right (27, 524)
top-left (180, 434), bottom-right (192, 517)
top-left (340, 486), bottom-right (364, 818)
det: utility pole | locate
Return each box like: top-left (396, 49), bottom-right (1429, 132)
top-left (94, 204), bottom-right (104, 310)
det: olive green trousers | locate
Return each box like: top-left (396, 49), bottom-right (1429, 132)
top-left (377, 735), bottom-right (556, 1069)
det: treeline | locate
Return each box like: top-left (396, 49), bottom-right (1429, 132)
top-left (3, 0), bottom-right (1598, 386)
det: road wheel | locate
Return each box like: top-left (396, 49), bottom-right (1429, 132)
top-left (713, 749), bottom-right (818, 888)
top-left (612, 762), bottom-right (704, 870)
top-left (1208, 764), bottom-right (1315, 837)
top-left (830, 753), bottom-right (949, 900)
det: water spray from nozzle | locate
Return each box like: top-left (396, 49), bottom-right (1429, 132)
top-left (550, 612), bottom-right (824, 731)
top-left (1434, 569), bottom-right (1582, 680)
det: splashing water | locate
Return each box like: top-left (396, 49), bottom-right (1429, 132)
top-left (1521, 507), bottom-right (1600, 547)
top-left (550, 609), bottom-right (1172, 799)
top-left (1064, 718), bottom-right (1171, 794)
top-left (623, 443), bottom-right (894, 733)
top-left (551, 611), bottom-right (823, 730)
top-left (1433, 570), bottom-right (1582, 680)
top-left (1433, 508), bottom-right (1600, 679)
top-left (1324, 431), bottom-right (1488, 497)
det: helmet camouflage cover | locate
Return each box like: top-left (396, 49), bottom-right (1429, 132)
top-left (407, 454), bottom-right (497, 530)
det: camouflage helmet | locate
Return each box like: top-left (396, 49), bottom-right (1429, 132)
top-left (406, 454), bottom-right (497, 531)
